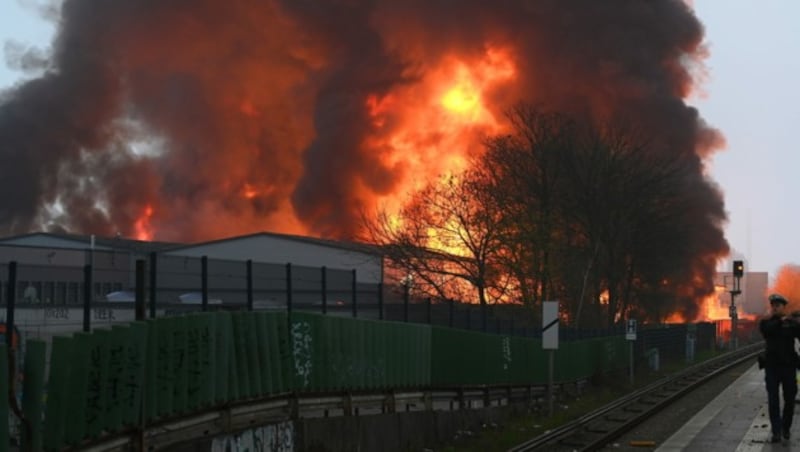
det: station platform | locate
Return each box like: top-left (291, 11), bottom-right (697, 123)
top-left (657, 362), bottom-right (797, 451)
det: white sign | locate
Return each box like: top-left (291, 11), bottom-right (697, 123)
top-left (626, 319), bottom-right (637, 341)
top-left (542, 301), bottom-right (559, 350)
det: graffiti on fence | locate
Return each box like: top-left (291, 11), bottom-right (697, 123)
top-left (291, 322), bottom-right (313, 388)
top-left (211, 421), bottom-right (294, 452)
top-left (330, 354), bottom-right (386, 386)
top-left (501, 336), bottom-right (512, 370)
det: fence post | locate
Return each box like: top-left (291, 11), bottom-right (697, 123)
top-left (426, 297), bottom-right (432, 324)
top-left (351, 269), bottom-right (357, 318)
top-left (135, 260), bottom-right (146, 321)
top-left (5, 262), bottom-right (16, 345)
top-left (0, 344), bottom-right (7, 448)
top-left (286, 263), bottom-right (293, 315)
top-left (482, 302), bottom-right (487, 332)
top-left (246, 260), bottom-right (253, 312)
top-left (448, 299), bottom-right (454, 328)
top-left (149, 252), bottom-right (157, 319)
top-left (21, 339), bottom-right (46, 452)
top-left (201, 256), bottom-right (208, 312)
top-left (83, 264), bottom-right (92, 332)
top-left (321, 266), bottom-right (327, 315)
top-left (377, 283), bottom-right (384, 321)
top-left (403, 283), bottom-right (409, 323)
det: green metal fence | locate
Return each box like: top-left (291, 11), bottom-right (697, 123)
top-left (1, 311), bottom-right (631, 450)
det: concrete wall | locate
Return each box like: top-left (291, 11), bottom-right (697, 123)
top-left (174, 404), bottom-right (528, 452)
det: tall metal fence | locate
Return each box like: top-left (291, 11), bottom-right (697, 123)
top-left (0, 254), bottom-right (617, 340)
top-left (0, 254), bottom-right (735, 371)
top-left (0, 311), bottom-right (635, 450)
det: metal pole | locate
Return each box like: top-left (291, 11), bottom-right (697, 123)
top-left (449, 299), bottom-right (454, 328)
top-left (201, 256), bottom-right (208, 312)
top-left (403, 283), bottom-right (409, 323)
top-left (135, 259), bottom-right (145, 321)
top-left (629, 341), bottom-right (634, 385)
top-left (246, 260), bottom-right (253, 312)
top-left (377, 283), bottom-right (383, 320)
top-left (351, 269), bottom-right (357, 318)
top-left (729, 275), bottom-right (741, 350)
top-left (149, 252), bottom-right (157, 319)
top-left (286, 263), bottom-right (293, 315)
top-left (731, 291), bottom-right (738, 350)
top-left (83, 264), bottom-right (92, 332)
top-left (321, 266), bottom-right (327, 315)
top-left (548, 349), bottom-right (555, 416)
top-left (5, 262), bottom-right (16, 347)
top-left (426, 297), bottom-right (432, 324)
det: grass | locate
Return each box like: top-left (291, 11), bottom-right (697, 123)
top-left (433, 348), bottom-right (724, 452)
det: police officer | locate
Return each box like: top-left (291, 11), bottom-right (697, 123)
top-left (759, 293), bottom-right (800, 443)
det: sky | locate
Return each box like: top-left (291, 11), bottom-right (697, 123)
top-left (0, 0), bottom-right (798, 280)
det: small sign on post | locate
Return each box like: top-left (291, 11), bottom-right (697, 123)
top-left (542, 301), bottom-right (559, 350)
top-left (626, 319), bottom-right (637, 341)
top-left (626, 318), bottom-right (636, 385)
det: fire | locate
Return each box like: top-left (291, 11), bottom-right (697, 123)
top-left (441, 80), bottom-right (480, 115)
top-left (666, 283), bottom-right (758, 323)
top-left (700, 288), bottom-right (731, 321)
top-left (133, 205), bottom-right (154, 241)
top-left (369, 47), bottom-right (516, 216)
top-left (440, 48), bottom-right (515, 120)
top-left (0, 1), bottom-right (724, 269)
top-left (242, 183), bottom-right (258, 199)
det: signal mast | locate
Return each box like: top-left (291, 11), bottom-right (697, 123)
top-left (729, 260), bottom-right (744, 349)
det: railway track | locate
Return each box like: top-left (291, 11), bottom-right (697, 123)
top-left (508, 343), bottom-right (762, 452)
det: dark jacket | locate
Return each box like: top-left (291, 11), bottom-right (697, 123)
top-left (760, 314), bottom-right (800, 367)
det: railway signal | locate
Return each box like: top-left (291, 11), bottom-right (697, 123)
top-left (733, 260), bottom-right (744, 278)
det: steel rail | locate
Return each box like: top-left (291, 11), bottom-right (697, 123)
top-left (507, 343), bottom-right (762, 452)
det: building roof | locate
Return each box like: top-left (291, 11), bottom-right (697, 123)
top-left (165, 231), bottom-right (383, 256)
top-left (0, 231), bottom-right (181, 254)
top-left (0, 231), bottom-right (383, 256)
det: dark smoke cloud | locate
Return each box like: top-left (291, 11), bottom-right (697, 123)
top-left (0, 0), bottom-right (725, 250)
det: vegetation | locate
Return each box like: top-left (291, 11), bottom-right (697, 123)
top-left (365, 104), bottom-right (728, 328)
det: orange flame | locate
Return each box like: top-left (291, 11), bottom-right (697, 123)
top-left (666, 283), bottom-right (757, 324)
top-left (242, 183), bottom-right (258, 199)
top-left (369, 47), bottom-right (516, 216)
top-left (134, 205), bottom-right (155, 241)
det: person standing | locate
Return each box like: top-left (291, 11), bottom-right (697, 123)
top-left (759, 293), bottom-right (800, 443)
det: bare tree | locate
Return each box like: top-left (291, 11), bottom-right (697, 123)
top-left (364, 103), bottom-right (728, 329)
top-left (480, 106), bottom-right (727, 328)
top-left (363, 172), bottom-right (509, 330)
top-left (480, 106), bottom-right (578, 308)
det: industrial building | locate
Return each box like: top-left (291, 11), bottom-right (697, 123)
top-left (0, 231), bottom-right (384, 307)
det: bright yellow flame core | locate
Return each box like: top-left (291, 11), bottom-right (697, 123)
top-left (442, 82), bottom-right (480, 115)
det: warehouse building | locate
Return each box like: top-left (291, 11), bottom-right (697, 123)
top-left (0, 231), bottom-right (384, 307)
